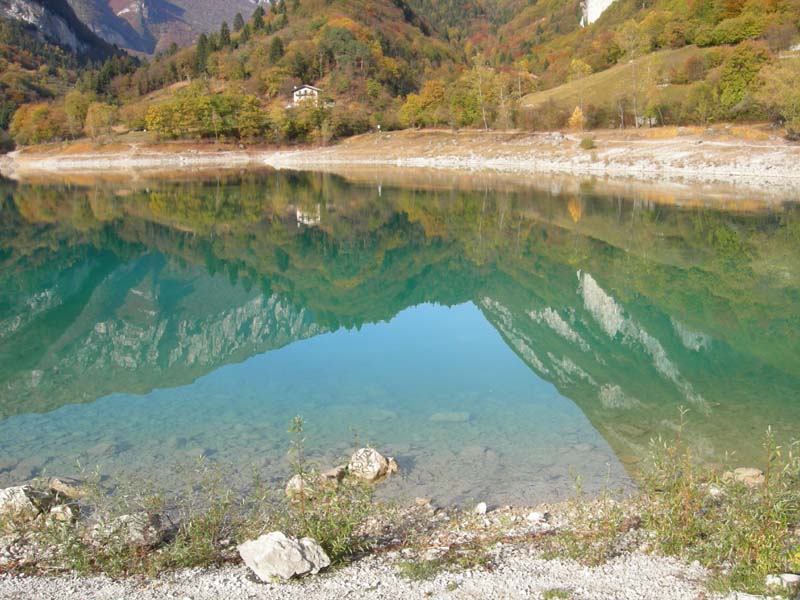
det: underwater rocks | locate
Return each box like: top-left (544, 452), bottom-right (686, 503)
top-left (429, 412), bottom-right (472, 423)
top-left (723, 467), bottom-right (765, 488)
top-left (238, 531), bottom-right (330, 581)
top-left (285, 449), bottom-right (398, 498)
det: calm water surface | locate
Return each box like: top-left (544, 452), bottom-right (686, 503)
top-left (0, 172), bottom-right (798, 506)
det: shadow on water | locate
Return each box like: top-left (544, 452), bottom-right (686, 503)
top-left (0, 171), bottom-right (798, 505)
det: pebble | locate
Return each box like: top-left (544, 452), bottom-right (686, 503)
top-left (0, 552), bottom-right (728, 599)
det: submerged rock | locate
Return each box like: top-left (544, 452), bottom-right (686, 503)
top-left (238, 531), bottom-right (330, 581)
top-left (429, 412), bottom-right (472, 423)
top-left (48, 476), bottom-right (87, 500)
top-left (86, 442), bottom-right (117, 458)
top-left (348, 448), bottom-right (398, 482)
top-left (320, 465), bottom-right (347, 483)
top-left (724, 467), bottom-right (765, 488)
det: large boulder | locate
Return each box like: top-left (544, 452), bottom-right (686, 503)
top-left (348, 448), bottom-right (398, 482)
top-left (238, 531), bottom-right (330, 581)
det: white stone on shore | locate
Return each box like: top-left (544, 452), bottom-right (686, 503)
top-left (766, 573), bottom-right (800, 591)
top-left (284, 474), bottom-right (310, 499)
top-left (526, 511), bottom-right (546, 523)
top-left (474, 502), bottom-right (487, 515)
top-left (348, 448), bottom-right (397, 482)
top-left (48, 504), bottom-right (76, 523)
top-left (0, 486), bottom-right (40, 520)
top-left (238, 531), bottom-right (330, 581)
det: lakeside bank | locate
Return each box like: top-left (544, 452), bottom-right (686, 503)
top-left (1, 435), bottom-right (798, 600)
top-left (2, 128), bottom-right (800, 202)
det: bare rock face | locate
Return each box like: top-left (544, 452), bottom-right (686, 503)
top-left (348, 448), bottom-right (398, 482)
top-left (238, 531), bottom-right (330, 581)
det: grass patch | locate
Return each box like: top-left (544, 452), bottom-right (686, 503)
top-left (397, 540), bottom-right (492, 581)
top-left (542, 589), bottom-right (571, 600)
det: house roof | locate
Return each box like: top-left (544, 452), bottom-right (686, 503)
top-left (293, 85), bottom-right (322, 92)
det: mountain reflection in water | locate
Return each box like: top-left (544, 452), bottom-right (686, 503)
top-left (0, 171), bottom-right (798, 505)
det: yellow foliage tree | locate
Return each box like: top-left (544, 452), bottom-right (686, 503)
top-left (568, 106), bottom-right (586, 131)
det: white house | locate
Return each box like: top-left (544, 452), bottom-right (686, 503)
top-left (292, 85), bottom-right (321, 106)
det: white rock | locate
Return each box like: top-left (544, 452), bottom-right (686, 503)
top-left (766, 573), bottom-right (800, 590)
top-left (474, 502), bottom-right (487, 515)
top-left (284, 474), bottom-right (310, 499)
top-left (238, 531), bottom-right (330, 581)
top-left (526, 511), bottom-right (546, 523)
top-left (0, 486), bottom-right (40, 520)
top-left (49, 504), bottom-right (76, 523)
top-left (348, 448), bottom-right (395, 482)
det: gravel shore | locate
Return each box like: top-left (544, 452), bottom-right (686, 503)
top-left (3, 128), bottom-right (800, 200)
top-left (0, 550), bottom-right (721, 600)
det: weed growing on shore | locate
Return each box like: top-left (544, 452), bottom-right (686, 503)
top-left (535, 409), bottom-right (800, 596)
top-left (542, 589), bottom-right (571, 600)
top-left (640, 414), bottom-right (800, 594)
top-left (397, 539), bottom-right (491, 581)
top-left (268, 415), bottom-right (374, 563)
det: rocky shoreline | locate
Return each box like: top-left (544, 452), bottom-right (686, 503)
top-left (1, 443), bottom-right (798, 600)
top-left (0, 550), bottom-right (718, 600)
top-left (2, 129), bottom-right (800, 201)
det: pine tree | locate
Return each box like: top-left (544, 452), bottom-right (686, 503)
top-left (195, 33), bottom-right (209, 76)
top-left (252, 5), bottom-right (265, 30)
top-left (220, 22), bottom-right (231, 47)
top-left (269, 36), bottom-right (285, 63)
top-left (233, 13), bottom-right (245, 32)
top-left (240, 24), bottom-right (251, 43)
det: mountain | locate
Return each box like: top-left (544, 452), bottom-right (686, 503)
top-left (0, 0), bottom-right (118, 60)
top-left (65, 0), bottom-right (266, 54)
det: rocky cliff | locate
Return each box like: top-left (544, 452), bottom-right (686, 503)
top-left (0, 0), bottom-right (118, 60)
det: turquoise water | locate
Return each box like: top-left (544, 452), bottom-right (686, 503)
top-left (0, 171), bottom-right (798, 505)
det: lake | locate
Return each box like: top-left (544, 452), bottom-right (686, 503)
top-left (0, 170), bottom-right (798, 506)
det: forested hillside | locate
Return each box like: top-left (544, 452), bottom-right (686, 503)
top-left (3, 0), bottom-right (800, 150)
top-left (0, 0), bottom-right (131, 149)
